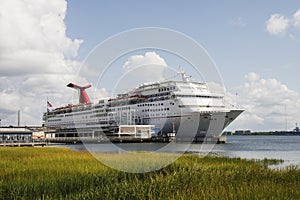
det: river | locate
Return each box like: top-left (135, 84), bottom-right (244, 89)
top-left (52, 135), bottom-right (300, 168)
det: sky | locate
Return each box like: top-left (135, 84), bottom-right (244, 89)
top-left (0, 0), bottom-right (300, 131)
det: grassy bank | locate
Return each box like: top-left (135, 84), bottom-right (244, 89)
top-left (0, 147), bottom-right (299, 199)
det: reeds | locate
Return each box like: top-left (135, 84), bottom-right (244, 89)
top-left (0, 147), bottom-right (299, 199)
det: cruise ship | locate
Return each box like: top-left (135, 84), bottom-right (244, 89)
top-left (43, 70), bottom-right (243, 142)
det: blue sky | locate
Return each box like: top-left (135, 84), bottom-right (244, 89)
top-left (0, 0), bottom-right (300, 131)
top-left (63, 1), bottom-right (300, 131)
top-left (65, 1), bottom-right (300, 92)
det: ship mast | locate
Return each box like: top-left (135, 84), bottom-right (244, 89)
top-left (178, 67), bottom-right (191, 82)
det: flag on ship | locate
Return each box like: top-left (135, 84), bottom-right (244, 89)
top-left (47, 101), bottom-right (53, 107)
top-left (47, 100), bottom-right (53, 112)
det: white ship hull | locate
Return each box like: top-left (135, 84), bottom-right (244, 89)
top-left (142, 109), bottom-right (243, 139)
top-left (43, 71), bottom-right (244, 140)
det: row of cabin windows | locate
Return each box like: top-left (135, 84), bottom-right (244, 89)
top-left (158, 86), bottom-right (176, 92)
top-left (142, 108), bottom-right (169, 112)
top-left (94, 105), bottom-right (104, 109)
top-left (65, 111), bottom-right (93, 117)
top-left (146, 92), bottom-right (171, 98)
top-left (138, 103), bottom-right (164, 107)
top-left (91, 113), bottom-right (108, 117)
top-left (176, 95), bottom-right (222, 99)
top-left (143, 117), bottom-right (169, 121)
top-left (179, 86), bottom-right (206, 90)
top-left (141, 114), bottom-right (162, 118)
top-left (117, 107), bottom-right (130, 111)
top-left (48, 119), bottom-right (62, 122)
top-left (106, 107), bottom-right (130, 112)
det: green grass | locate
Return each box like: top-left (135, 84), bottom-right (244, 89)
top-left (0, 147), bottom-right (299, 200)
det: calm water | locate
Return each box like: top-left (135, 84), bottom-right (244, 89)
top-left (54, 135), bottom-right (300, 168)
top-left (214, 135), bottom-right (300, 168)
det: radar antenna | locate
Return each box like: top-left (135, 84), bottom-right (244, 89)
top-left (178, 67), bottom-right (191, 82)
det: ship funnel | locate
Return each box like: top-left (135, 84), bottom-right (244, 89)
top-left (67, 83), bottom-right (92, 104)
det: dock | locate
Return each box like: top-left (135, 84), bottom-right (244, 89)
top-left (0, 126), bottom-right (46, 147)
top-left (0, 126), bottom-right (226, 146)
top-left (44, 125), bottom-right (180, 144)
top-left (0, 141), bottom-right (47, 147)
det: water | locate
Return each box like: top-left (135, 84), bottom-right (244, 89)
top-left (212, 135), bottom-right (300, 168)
top-left (52, 135), bottom-right (300, 168)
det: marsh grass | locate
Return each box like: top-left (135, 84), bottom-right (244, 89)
top-left (92, 151), bottom-right (180, 173)
top-left (0, 147), bottom-right (299, 199)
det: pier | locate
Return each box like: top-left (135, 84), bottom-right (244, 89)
top-left (0, 126), bottom-right (226, 146)
top-left (0, 141), bottom-right (46, 147)
top-left (44, 125), bottom-right (177, 144)
top-left (0, 126), bottom-right (46, 147)
top-left (44, 127), bottom-right (225, 144)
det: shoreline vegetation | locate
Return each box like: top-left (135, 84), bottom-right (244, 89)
top-left (224, 131), bottom-right (300, 136)
top-left (0, 147), bottom-right (299, 199)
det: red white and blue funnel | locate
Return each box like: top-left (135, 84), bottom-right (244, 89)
top-left (67, 83), bottom-right (92, 104)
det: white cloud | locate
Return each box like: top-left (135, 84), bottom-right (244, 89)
top-left (245, 72), bottom-right (260, 82)
top-left (227, 72), bottom-right (300, 131)
top-left (123, 51), bottom-right (167, 70)
top-left (266, 9), bottom-right (300, 38)
top-left (0, 0), bottom-right (83, 76)
top-left (293, 9), bottom-right (300, 28)
top-left (266, 14), bottom-right (289, 35)
top-left (0, 0), bottom-right (107, 126)
top-left (116, 52), bottom-right (168, 92)
top-left (206, 82), bottom-right (225, 94)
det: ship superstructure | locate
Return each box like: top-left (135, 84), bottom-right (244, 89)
top-left (43, 71), bottom-right (243, 141)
